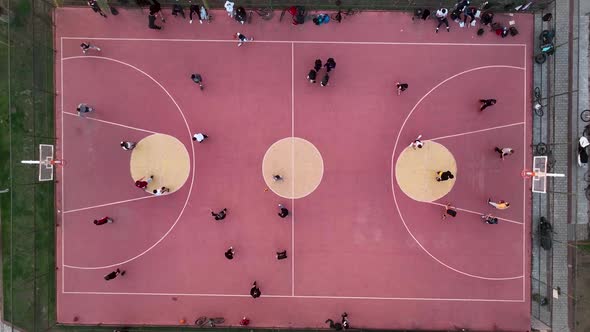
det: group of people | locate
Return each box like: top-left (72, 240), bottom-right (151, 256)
top-left (407, 97), bottom-right (515, 225)
top-left (307, 58), bottom-right (336, 87)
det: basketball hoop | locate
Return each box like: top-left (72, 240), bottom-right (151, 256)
top-left (521, 169), bottom-right (536, 179)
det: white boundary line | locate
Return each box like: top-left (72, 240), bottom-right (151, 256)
top-left (390, 63), bottom-right (526, 281)
top-left (424, 201), bottom-right (523, 225)
top-left (61, 52), bottom-right (195, 271)
top-left (59, 40), bottom-right (527, 302)
top-left (522, 45), bottom-right (527, 302)
top-left (428, 122), bottom-right (525, 142)
top-left (63, 195), bottom-right (157, 214)
top-left (61, 37), bottom-right (65, 293)
top-left (60, 36), bottom-right (526, 47)
top-left (290, 42), bottom-right (295, 297)
top-left (61, 291), bottom-right (523, 302)
top-left (63, 111), bottom-right (159, 134)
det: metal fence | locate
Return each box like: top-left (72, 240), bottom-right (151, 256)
top-left (0, 0), bottom-right (557, 331)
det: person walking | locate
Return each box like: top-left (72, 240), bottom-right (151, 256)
top-left (494, 147), bottom-right (514, 160)
top-left (77, 103), bottom-right (94, 116)
top-left (104, 268), bottom-right (125, 280)
top-left (481, 213), bottom-right (499, 224)
top-left (314, 59), bottom-right (322, 72)
top-left (276, 250), bottom-right (287, 260)
top-left (278, 204), bottom-right (289, 218)
top-left (325, 319), bottom-right (343, 330)
top-left (172, 1), bottom-right (185, 18)
top-left (324, 58), bottom-right (336, 72)
top-left (320, 73), bottom-right (330, 87)
top-left (211, 208), bottom-right (228, 221)
top-left (148, 12), bottom-right (162, 30)
top-left (80, 42), bottom-right (101, 54)
top-left (273, 175), bottom-right (283, 181)
top-left (480, 98), bottom-right (497, 111)
top-left (135, 176), bottom-right (153, 190)
top-left (234, 6), bottom-right (247, 24)
top-left (225, 247), bottom-right (235, 259)
top-left (410, 135), bottom-right (423, 150)
top-left (192, 133), bottom-right (208, 143)
top-left (442, 203), bottom-right (457, 219)
top-left (488, 198), bottom-right (510, 210)
top-left (239, 317), bottom-right (250, 326)
top-left (94, 216), bottom-right (113, 225)
top-left (120, 141), bottom-right (136, 150)
top-left (436, 170), bottom-right (454, 182)
top-left (312, 13), bottom-right (330, 26)
top-left (396, 82), bottom-right (408, 95)
top-left (435, 8), bottom-right (450, 33)
top-left (236, 32), bottom-right (253, 47)
top-left (191, 73), bottom-right (204, 90)
top-left (149, 0), bottom-right (166, 23)
top-left (307, 69), bottom-right (317, 83)
top-left (250, 281), bottom-right (261, 298)
top-left (87, 0), bottom-right (107, 17)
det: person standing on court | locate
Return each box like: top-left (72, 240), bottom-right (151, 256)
top-left (480, 98), bottom-right (496, 111)
top-left (149, 0), bottom-right (166, 23)
top-left (211, 208), bottom-right (228, 221)
top-left (225, 247), bottom-right (235, 259)
top-left (191, 73), bottom-right (204, 90)
top-left (278, 204), bottom-right (289, 218)
top-left (148, 12), bottom-right (162, 30)
top-left (435, 8), bottom-right (450, 33)
top-left (396, 82), bottom-right (409, 95)
top-left (135, 175), bottom-right (153, 190)
top-left (314, 59), bottom-right (322, 72)
top-left (94, 216), bottom-right (113, 225)
top-left (120, 141), bottom-right (136, 150)
top-left (494, 147), bottom-right (514, 160)
top-left (324, 58), bottom-right (336, 72)
top-left (87, 0), bottom-right (107, 17)
top-left (307, 69), bottom-right (317, 83)
top-left (250, 281), bottom-right (261, 298)
top-left (410, 135), bottom-right (423, 149)
top-left (488, 198), bottom-right (510, 210)
top-left (80, 42), bottom-right (101, 54)
top-left (77, 103), bottom-right (94, 116)
top-left (442, 203), bottom-right (457, 219)
top-left (192, 133), bottom-right (208, 143)
top-left (481, 213), bottom-right (499, 224)
top-left (276, 250), bottom-right (288, 260)
top-left (436, 170), bottom-right (454, 182)
top-left (104, 268), bottom-right (125, 280)
top-left (320, 74), bottom-right (330, 87)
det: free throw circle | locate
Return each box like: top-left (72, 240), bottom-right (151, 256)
top-left (395, 141), bottom-right (457, 202)
top-left (130, 133), bottom-right (190, 194)
top-left (262, 137), bottom-right (324, 199)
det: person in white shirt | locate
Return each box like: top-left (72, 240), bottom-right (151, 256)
top-left (224, 1), bottom-right (234, 17)
top-left (435, 8), bottom-right (450, 33)
top-left (192, 133), bottom-right (208, 143)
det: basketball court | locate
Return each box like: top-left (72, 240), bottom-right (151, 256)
top-left (53, 7), bottom-right (534, 330)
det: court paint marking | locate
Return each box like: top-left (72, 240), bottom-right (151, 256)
top-left (61, 52), bottom-right (195, 272)
top-left (391, 64), bottom-right (526, 281)
top-left (63, 111), bottom-right (159, 135)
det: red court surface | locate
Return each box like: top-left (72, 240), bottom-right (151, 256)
top-left (55, 8), bottom-right (533, 331)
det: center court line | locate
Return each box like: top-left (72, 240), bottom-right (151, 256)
top-left (61, 36), bottom-right (526, 47)
top-left (290, 42), bottom-right (296, 297)
top-left (63, 195), bottom-right (157, 214)
top-left (425, 201), bottom-right (523, 225)
top-left (63, 111), bottom-right (159, 135)
top-left (428, 122), bottom-right (525, 142)
top-left (61, 290), bottom-right (523, 302)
